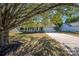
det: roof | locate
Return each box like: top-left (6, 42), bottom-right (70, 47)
top-left (65, 23), bottom-right (72, 27)
top-left (69, 22), bottom-right (79, 26)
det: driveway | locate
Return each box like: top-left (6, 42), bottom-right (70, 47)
top-left (46, 33), bottom-right (79, 55)
top-left (46, 33), bottom-right (79, 48)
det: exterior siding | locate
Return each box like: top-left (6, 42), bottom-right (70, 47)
top-left (60, 23), bottom-right (79, 32)
top-left (43, 27), bottom-right (56, 32)
top-left (60, 24), bottom-right (71, 31)
top-left (70, 26), bottom-right (79, 32)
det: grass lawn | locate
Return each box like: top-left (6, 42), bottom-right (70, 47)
top-left (7, 32), bottom-right (69, 56)
top-left (9, 32), bottom-right (49, 42)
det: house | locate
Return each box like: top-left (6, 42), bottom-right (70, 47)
top-left (60, 22), bottom-right (79, 32)
top-left (10, 24), bottom-right (57, 33)
top-left (43, 24), bottom-right (56, 32)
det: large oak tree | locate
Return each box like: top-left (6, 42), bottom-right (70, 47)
top-left (0, 3), bottom-right (78, 46)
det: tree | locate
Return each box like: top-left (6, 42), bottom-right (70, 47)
top-left (0, 3), bottom-right (78, 46)
top-left (51, 12), bottom-right (63, 27)
top-left (53, 4), bottom-right (79, 23)
top-left (66, 16), bottom-right (79, 23)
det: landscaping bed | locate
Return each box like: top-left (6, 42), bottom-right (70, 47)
top-left (3, 33), bottom-right (69, 56)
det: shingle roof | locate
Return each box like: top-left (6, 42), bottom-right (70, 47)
top-left (69, 22), bottom-right (79, 26)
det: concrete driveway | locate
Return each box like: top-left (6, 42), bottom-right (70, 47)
top-left (46, 33), bottom-right (79, 48)
top-left (46, 33), bottom-right (79, 55)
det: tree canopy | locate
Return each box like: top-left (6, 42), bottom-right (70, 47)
top-left (0, 3), bottom-right (78, 31)
top-left (0, 3), bottom-right (79, 46)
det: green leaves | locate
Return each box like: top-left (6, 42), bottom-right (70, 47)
top-left (0, 3), bottom-right (79, 31)
top-left (66, 16), bottom-right (79, 23)
top-left (51, 12), bottom-right (63, 27)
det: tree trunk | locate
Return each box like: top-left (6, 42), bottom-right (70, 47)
top-left (0, 31), bottom-right (9, 47)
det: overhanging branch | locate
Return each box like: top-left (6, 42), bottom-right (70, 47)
top-left (1, 3), bottom-right (79, 31)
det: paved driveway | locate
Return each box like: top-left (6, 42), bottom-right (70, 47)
top-left (46, 33), bottom-right (79, 48)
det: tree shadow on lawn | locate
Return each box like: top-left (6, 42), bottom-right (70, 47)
top-left (4, 33), bottom-right (69, 56)
top-left (0, 41), bottom-right (22, 56)
top-left (7, 37), bottom-right (69, 56)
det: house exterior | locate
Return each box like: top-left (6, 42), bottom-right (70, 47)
top-left (60, 22), bottom-right (79, 32)
top-left (43, 24), bottom-right (56, 32)
top-left (10, 24), bottom-right (56, 33)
